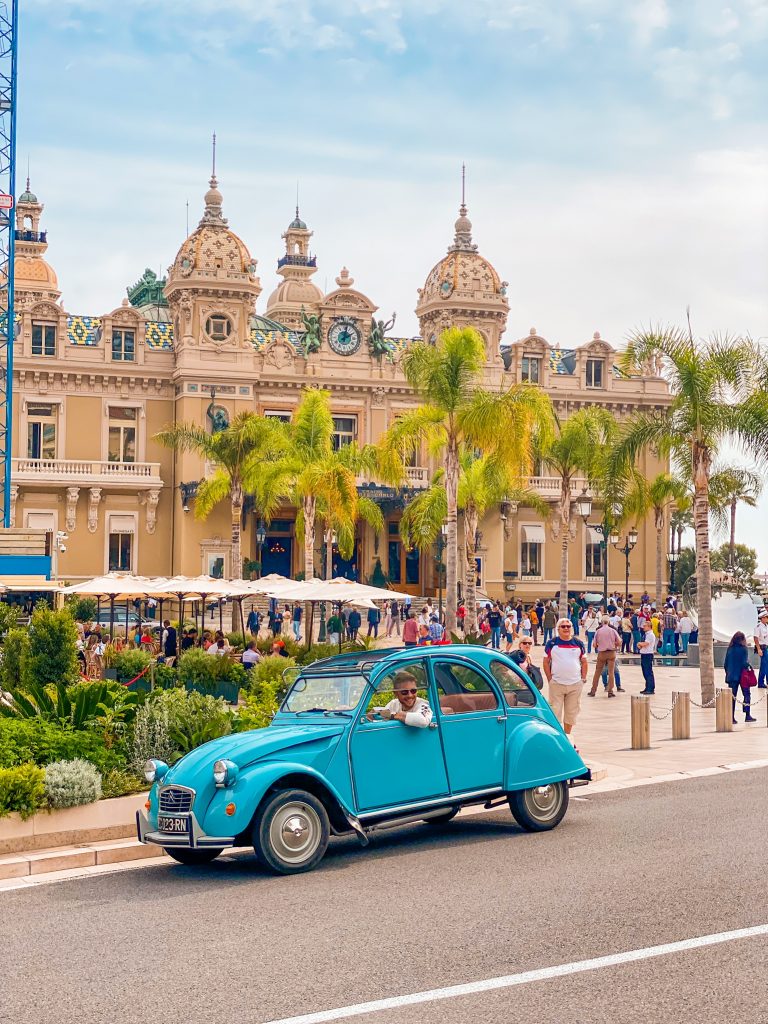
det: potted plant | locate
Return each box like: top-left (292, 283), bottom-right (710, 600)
top-left (102, 642), bottom-right (119, 681)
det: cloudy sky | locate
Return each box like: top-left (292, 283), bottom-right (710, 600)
top-left (20, 0), bottom-right (768, 566)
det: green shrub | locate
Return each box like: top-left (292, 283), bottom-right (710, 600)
top-left (248, 655), bottom-right (295, 702)
top-left (27, 606), bottom-right (79, 688)
top-left (151, 662), bottom-right (179, 690)
top-left (0, 719), bottom-right (126, 774)
top-left (44, 758), bottom-right (102, 809)
top-left (0, 602), bottom-right (19, 641)
top-left (234, 691), bottom-right (278, 732)
top-left (367, 557), bottom-right (388, 588)
top-left (0, 763), bottom-right (46, 819)
top-left (101, 768), bottom-right (148, 800)
top-left (130, 688), bottom-right (235, 767)
top-left (66, 596), bottom-right (98, 623)
top-left (177, 648), bottom-right (246, 693)
top-left (1, 627), bottom-right (31, 691)
top-left (226, 631), bottom-right (247, 649)
top-left (114, 649), bottom-right (150, 684)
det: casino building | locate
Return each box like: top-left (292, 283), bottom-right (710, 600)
top-left (7, 168), bottom-right (670, 600)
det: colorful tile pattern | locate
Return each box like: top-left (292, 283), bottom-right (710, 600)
top-left (67, 315), bottom-right (101, 346)
top-left (549, 348), bottom-right (577, 375)
top-left (145, 321), bottom-right (174, 350)
top-left (249, 326), bottom-right (305, 352)
top-left (386, 337), bottom-right (419, 358)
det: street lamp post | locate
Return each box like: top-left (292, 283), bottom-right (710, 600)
top-left (667, 550), bottom-right (679, 593)
top-left (611, 527), bottom-right (638, 604)
top-left (576, 489), bottom-right (614, 610)
top-left (317, 530), bottom-right (336, 643)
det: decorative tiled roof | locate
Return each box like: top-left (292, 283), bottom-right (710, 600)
top-left (386, 336), bottom-right (419, 358)
top-left (548, 348), bottom-right (577, 375)
top-left (145, 321), bottom-right (174, 350)
top-left (67, 315), bottom-right (101, 346)
top-left (249, 326), bottom-right (305, 352)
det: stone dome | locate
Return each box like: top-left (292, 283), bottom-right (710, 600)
top-left (14, 255), bottom-right (58, 288)
top-left (169, 175), bottom-right (257, 281)
top-left (417, 202), bottom-right (506, 307)
top-left (266, 276), bottom-right (323, 310)
top-left (19, 189), bottom-right (38, 204)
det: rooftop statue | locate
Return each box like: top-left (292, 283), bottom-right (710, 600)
top-left (300, 308), bottom-right (323, 355)
top-left (369, 313), bottom-right (396, 360)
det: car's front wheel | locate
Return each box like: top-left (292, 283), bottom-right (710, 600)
top-left (508, 782), bottom-right (569, 831)
top-left (253, 789), bottom-right (330, 874)
top-left (165, 847), bottom-right (223, 865)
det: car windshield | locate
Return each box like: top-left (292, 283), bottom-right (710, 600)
top-left (282, 672), bottom-right (369, 714)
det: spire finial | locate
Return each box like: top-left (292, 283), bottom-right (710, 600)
top-left (211, 131), bottom-right (216, 179)
top-left (461, 163), bottom-right (466, 207)
top-left (26, 154), bottom-right (30, 194)
top-left (296, 180), bottom-right (300, 221)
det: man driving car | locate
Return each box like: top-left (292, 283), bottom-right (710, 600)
top-left (368, 670), bottom-right (433, 728)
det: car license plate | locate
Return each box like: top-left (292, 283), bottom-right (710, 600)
top-left (158, 815), bottom-right (190, 834)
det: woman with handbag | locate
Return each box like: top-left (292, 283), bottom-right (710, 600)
top-left (723, 631), bottom-right (756, 723)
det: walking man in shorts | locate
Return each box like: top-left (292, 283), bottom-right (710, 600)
top-left (543, 618), bottom-right (588, 741)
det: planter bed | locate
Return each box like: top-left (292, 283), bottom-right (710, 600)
top-left (0, 792), bottom-right (146, 856)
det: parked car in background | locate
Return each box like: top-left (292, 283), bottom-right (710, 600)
top-left (138, 645), bottom-right (590, 874)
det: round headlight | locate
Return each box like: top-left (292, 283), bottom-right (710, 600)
top-left (144, 758), bottom-right (169, 784)
top-left (213, 759), bottom-right (238, 787)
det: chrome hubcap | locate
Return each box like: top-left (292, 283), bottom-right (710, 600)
top-left (526, 784), bottom-right (562, 821)
top-left (270, 802), bottom-right (320, 864)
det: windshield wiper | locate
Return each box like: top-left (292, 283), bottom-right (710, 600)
top-left (294, 708), bottom-right (352, 717)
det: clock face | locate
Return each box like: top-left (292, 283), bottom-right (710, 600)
top-left (328, 318), bottom-right (361, 356)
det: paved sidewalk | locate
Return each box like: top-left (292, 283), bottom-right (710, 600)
top-left (564, 659), bottom-right (768, 791)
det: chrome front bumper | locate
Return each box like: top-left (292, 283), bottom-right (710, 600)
top-left (136, 809), bottom-right (236, 850)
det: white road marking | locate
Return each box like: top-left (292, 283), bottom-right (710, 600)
top-left (260, 924), bottom-right (768, 1024)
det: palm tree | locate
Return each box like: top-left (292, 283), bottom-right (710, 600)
top-left (614, 327), bottom-right (768, 704)
top-left (537, 407), bottom-right (616, 619)
top-left (260, 388), bottom-right (385, 581)
top-left (399, 451), bottom-right (548, 632)
top-left (625, 473), bottom-right (687, 606)
top-left (708, 466), bottom-right (762, 569)
top-left (155, 413), bottom-right (288, 577)
top-left (380, 328), bottom-right (553, 630)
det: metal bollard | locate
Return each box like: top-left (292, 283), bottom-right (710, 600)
top-left (671, 691), bottom-right (690, 740)
top-left (631, 695), bottom-right (651, 749)
top-left (715, 687), bottom-right (733, 732)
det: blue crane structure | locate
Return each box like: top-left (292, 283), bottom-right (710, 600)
top-left (0, 0), bottom-right (17, 528)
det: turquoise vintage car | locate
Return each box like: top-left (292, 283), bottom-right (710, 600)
top-left (137, 645), bottom-right (589, 874)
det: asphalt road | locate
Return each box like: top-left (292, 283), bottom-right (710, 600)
top-left (2, 769), bottom-right (767, 1024)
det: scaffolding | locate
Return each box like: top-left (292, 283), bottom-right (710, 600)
top-left (0, 0), bottom-right (16, 528)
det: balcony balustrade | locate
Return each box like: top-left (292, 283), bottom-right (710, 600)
top-left (12, 458), bottom-right (163, 488)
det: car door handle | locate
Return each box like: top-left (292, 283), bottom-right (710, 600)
top-left (497, 716), bottom-right (506, 723)
top-left (428, 722), bottom-right (438, 729)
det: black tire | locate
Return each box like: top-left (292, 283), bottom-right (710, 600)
top-left (252, 788), bottom-right (330, 874)
top-left (424, 808), bottom-right (460, 826)
top-left (508, 782), bottom-right (569, 832)
top-left (165, 847), bottom-right (223, 865)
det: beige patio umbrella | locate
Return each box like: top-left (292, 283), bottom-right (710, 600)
top-left (61, 573), bottom-right (157, 635)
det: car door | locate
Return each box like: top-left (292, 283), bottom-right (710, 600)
top-left (431, 658), bottom-right (506, 793)
top-left (349, 660), bottom-right (449, 812)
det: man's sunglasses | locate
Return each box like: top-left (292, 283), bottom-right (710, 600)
top-left (520, 641), bottom-right (533, 646)
top-left (395, 688), bottom-right (418, 695)
top-left (558, 625), bottom-right (573, 629)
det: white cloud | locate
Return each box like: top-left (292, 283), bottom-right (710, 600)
top-left (628, 0), bottom-right (670, 46)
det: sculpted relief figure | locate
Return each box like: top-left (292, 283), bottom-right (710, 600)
top-left (369, 313), bottom-right (396, 360)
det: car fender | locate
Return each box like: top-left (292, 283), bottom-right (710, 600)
top-left (504, 718), bottom-right (588, 790)
top-left (202, 759), bottom-right (354, 840)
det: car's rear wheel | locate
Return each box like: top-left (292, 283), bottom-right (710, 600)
top-left (165, 847), bottom-right (223, 865)
top-left (253, 789), bottom-right (330, 874)
top-left (508, 782), bottom-right (569, 831)
top-left (423, 808), bottom-right (459, 826)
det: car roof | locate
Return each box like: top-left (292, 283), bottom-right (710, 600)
top-left (305, 644), bottom-right (500, 678)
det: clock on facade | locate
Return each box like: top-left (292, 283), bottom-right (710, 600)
top-left (328, 317), bottom-right (362, 356)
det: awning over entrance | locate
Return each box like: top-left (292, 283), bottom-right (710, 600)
top-left (521, 524), bottom-right (545, 544)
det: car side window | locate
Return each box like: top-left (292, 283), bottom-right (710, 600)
top-left (434, 661), bottom-right (499, 715)
top-left (363, 662), bottom-right (429, 717)
top-left (489, 660), bottom-right (536, 708)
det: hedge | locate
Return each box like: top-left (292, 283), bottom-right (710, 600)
top-left (0, 763), bottom-right (46, 819)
